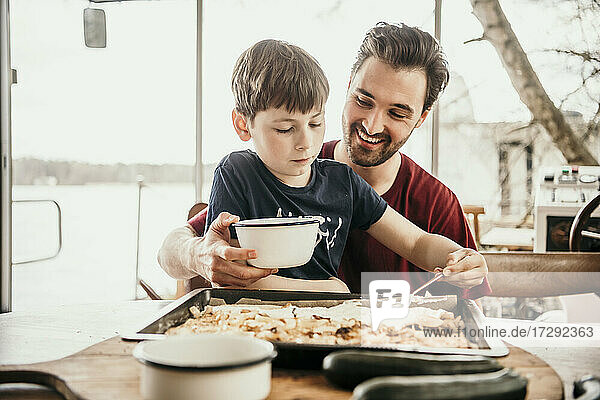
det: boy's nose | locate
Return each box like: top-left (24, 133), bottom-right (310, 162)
top-left (295, 129), bottom-right (312, 150)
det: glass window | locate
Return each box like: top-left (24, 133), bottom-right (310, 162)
top-left (10, 0), bottom-right (196, 309)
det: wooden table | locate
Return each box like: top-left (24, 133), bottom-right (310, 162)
top-left (0, 301), bottom-right (597, 399)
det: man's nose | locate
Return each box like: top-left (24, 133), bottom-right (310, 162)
top-left (362, 110), bottom-right (384, 135)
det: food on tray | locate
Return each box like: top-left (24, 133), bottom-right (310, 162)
top-left (165, 299), bottom-right (472, 349)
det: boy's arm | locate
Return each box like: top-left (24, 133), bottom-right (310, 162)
top-left (221, 239), bottom-right (349, 293)
top-left (246, 275), bottom-right (350, 293)
top-left (366, 206), bottom-right (487, 289)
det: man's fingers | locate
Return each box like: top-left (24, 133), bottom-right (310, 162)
top-left (210, 212), bottom-right (239, 235)
top-left (215, 244), bottom-right (257, 262)
top-left (213, 258), bottom-right (275, 281)
top-left (210, 271), bottom-right (261, 287)
top-left (210, 264), bottom-right (277, 287)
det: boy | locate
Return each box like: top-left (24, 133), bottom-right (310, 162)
top-left (206, 39), bottom-right (487, 292)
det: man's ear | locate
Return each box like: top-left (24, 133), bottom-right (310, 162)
top-left (414, 108), bottom-right (430, 129)
top-left (232, 109), bottom-right (251, 141)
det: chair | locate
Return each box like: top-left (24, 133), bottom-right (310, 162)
top-left (462, 205), bottom-right (485, 247)
top-left (139, 279), bottom-right (161, 300)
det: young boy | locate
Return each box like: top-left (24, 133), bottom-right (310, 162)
top-left (206, 39), bottom-right (487, 292)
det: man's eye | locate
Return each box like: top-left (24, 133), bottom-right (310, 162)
top-left (356, 97), bottom-right (371, 107)
top-left (309, 123), bottom-right (322, 128)
top-left (275, 127), bottom-right (293, 133)
top-left (389, 111), bottom-right (405, 119)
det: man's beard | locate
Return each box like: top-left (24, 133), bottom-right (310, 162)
top-left (342, 120), bottom-right (411, 167)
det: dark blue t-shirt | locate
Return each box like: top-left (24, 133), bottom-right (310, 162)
top-left (205, 150), bottom-right (387, 280)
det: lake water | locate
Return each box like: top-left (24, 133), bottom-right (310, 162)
top-left (12, 183), bottom-right (197, 310)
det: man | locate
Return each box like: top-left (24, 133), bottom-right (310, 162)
top-left (158, 22), bottom-right (491, 298)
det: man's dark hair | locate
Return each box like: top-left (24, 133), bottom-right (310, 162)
top-left (351, 22), bottom-right (450, 114)
top-left (232, 39), bottom-right (329, 122)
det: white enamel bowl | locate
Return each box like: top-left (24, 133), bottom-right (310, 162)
top-left (133, 334), bottom-right (277, 400)
top-left (233, 217), bottom-right (322, 268)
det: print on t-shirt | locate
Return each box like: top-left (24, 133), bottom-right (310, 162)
top-left (276, 207), bottom-right (344, 250)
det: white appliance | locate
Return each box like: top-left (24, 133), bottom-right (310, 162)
top-left (534, 165), bottom-right (600, 252)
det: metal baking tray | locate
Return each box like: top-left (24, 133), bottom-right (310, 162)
top-left (122, 288), bottom-right (508, 368)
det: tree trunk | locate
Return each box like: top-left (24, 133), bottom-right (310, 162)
top-left (470, 0), bottom-right (599, 165)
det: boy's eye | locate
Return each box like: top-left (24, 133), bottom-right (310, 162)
top-left (309, 122), bottom-right (322, 128)
top-left (275, 127), bottom-right (293, 133)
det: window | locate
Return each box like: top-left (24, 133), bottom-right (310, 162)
top-left (10, 0), bottom-right (196, 308)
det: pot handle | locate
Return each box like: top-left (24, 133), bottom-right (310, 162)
top-left (574, 376), bottom-right (600, 400)
top-left (0, 370), bottom-right (77, 399)
top-left (314, 229), bottom-right (324, 248)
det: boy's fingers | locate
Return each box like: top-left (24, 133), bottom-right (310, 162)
top-left (443, 275), bottom-right (485, 288)
top-left (443, 259), bottom-right (472, 276)
top-left (444, 268), bottom-right (485, 283)
top-left (446, 248), bottom-right (472, 266)
top-left (444, 250), bottom-right (481, 275)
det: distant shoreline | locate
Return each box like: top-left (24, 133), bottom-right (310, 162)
top-left (13, 158), bottom-right (216, 185)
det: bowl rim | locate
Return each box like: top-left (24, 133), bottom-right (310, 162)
top-left (232, 216), bottom-right (320, 228)
top-left (133, 335), bottom-right (278, 372)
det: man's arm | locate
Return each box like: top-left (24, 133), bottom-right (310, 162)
top-left (157, 212), bottom-right (276, 286)
top-left (367, 206), bottom-right (488, 289)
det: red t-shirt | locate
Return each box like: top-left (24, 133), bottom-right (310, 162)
top-left (188, 140), bottom-right (492, 299)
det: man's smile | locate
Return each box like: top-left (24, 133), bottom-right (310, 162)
top-left (355, 124), bottom-right (386, 148)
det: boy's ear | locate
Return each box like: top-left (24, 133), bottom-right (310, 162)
top-left (414, 108), bottom-right (430, 129)
top-left (232, 109), bottom-right (252, 141)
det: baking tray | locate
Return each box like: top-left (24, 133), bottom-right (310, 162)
top-left (122, 288), bottom-right (508, 368)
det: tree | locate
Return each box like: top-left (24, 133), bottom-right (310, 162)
top-left (469, 0), bottom-right (599, 165)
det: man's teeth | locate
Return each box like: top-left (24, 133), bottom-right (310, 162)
top-left (357, 128), bottom-right (384, 144)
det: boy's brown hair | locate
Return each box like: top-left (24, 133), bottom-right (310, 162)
top-left (232, 39), bottom-right (329, 121)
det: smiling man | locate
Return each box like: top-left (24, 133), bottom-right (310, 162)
top-left (158, 22), bottom-right (491, 298)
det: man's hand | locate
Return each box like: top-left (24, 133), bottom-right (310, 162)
top-left (441, 248), bottom-right (488, 289)
top-left (191, 212), bottom-right (277, 287)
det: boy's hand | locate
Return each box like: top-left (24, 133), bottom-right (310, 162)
top-left (190, 212), bottom-right (277, 287)
top-left (440, 248), bottom-right (487, 289)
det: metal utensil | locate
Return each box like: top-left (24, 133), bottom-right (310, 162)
top-left (411, 268), bottom-right (444, 296)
